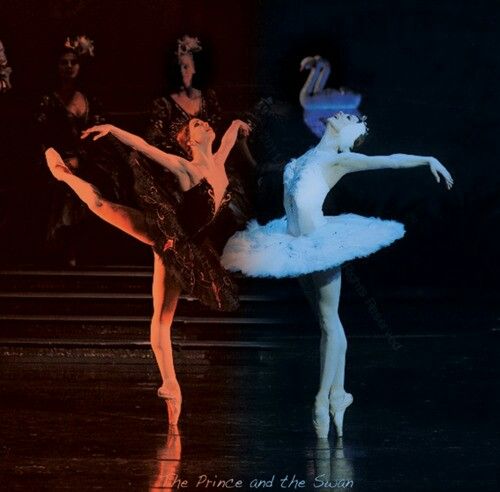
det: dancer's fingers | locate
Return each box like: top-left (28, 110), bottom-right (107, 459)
top-left (81, 126), bottom-right (101, 139)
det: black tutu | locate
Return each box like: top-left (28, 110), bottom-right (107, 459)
top-left (86, 136), bottom-right (239, 312)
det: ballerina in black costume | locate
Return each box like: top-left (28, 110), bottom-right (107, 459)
top-left (44, 117), bottom-right (251, 428)
top-left (146, 34), bottom-right (256, 238)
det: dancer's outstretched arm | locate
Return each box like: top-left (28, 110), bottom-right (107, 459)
top-left (82, 124), bottom-right (189, 178)
top-left (336, 152), bottom-right (454, 189)
top-left (214, 119), bottom-right (251, 165)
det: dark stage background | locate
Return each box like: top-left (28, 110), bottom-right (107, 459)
top-left (0, 0), bottom-right (499, 289)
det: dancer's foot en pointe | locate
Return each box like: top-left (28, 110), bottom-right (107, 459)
top-left (313, 396), bottom-right (330, 439)
top-left (314, 392), bottom-right (353, 439)
top-left (158, 386), bottom-right (182, 427)
top-left (329, 391), bottom-right (353, 438)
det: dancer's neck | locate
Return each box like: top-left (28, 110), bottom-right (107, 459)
top-left (316, 133), bottom-right (340, 153)
top-left (191, 141), bottom-right (212, 161)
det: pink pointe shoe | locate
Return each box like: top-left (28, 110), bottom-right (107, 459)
top-left (157, 388), bottom-right (182, 427)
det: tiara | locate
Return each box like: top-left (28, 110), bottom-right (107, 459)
top-left (176, 35), bottom-right (202, 59)
top-left (333, 112), bottom-right (368, 128)
top-left (168, 118), bottom-right (190, 138)
top-left (64, 35), bottom-right (95, 57)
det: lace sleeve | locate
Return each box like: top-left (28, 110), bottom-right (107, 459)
top-left (145, 97), bottom-right (173, 151)
top-left (35, 94), bottom-right (56, 150)
top-left (204, 89), bottom-right (222, 128)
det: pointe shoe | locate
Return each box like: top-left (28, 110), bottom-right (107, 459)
top-left (158, 388), bottom-right (182, 427)
top-left (45, 148), bottom-right (73, 180)
top-left (329, 393), bottom-right (353, 438)
top-left (312, 404), bottom-right (330, 439)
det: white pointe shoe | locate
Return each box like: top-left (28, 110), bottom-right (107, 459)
top-left (312, 404), bottom-right (330, 439)
top-left (329, 392), bottom-right (353, 438)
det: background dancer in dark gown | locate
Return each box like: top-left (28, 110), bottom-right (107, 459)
top-left (36, 36), bottom-right (105, 266)
top-left (44, 116), bottom-right (251, 428)
top-left (147, 35), bottom-right (221, 156)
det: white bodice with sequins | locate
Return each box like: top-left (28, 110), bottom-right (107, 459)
top-left (221, 148), bottom-right (405, 278)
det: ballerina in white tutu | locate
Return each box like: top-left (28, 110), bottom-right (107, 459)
top-left (222, 112), bottom-right (453, 439)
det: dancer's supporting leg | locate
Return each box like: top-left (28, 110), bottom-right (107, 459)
top-left (299, 275), bottom-right (324, 374)
top-left (312, 268), bottom-right (351, 438)
top-left (151, 251), bottom-right (182, 425)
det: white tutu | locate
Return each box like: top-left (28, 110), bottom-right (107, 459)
top-left (221, 214), bottom-right (405, 278)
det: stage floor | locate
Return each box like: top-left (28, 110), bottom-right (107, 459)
top-left (0, 333), bottom-right (497, 491)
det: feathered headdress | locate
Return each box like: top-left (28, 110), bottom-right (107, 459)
top-left (176, 35), bottom-right (202, 60)
top-left (64, 35), bottom-right (95, 57)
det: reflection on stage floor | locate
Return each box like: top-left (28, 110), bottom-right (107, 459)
top-left (0, 333), bottom-right (497, 491)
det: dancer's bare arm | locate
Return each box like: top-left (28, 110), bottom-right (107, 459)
top-left (82, 124), bottom-right (189, 178)
top-left (336, 152), bottom-right (454, 189)
top-left (214, 120), bottom-right (251, 165)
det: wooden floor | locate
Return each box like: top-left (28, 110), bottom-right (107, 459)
top-left (0, 331), bottom-right (497, 491)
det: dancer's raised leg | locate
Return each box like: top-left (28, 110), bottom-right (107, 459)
top-left (151, 252), bottom-right (182, 425)
top-left (45, 147), bottom-right (154, 245)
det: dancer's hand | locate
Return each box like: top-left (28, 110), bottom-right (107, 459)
top-left (81, 124), bottom-right (114, 141)
top-left (232, 119), bottom-right (252, 138)
top-left (429, 158), bottom-right (454, 190)
top-left (45, 147), bottom-right (72, 181)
